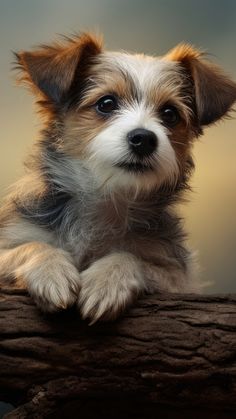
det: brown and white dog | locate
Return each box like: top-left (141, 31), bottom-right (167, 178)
top-left (0, 33), bottom-right (235, 323)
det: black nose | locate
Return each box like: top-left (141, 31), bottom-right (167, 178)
top-left (127, 128), bottom-right (157, 157)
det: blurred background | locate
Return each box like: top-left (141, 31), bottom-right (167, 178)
top-left (0, 0), bottom-right (236, 294)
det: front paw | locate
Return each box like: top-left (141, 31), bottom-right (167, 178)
top-left (78, 254), bottom-right (145, 324)
top-left (15, 251), bottom-right (81, 312)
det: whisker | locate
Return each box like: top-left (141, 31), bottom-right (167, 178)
top-left (171, 140), bottom-right (186, 146)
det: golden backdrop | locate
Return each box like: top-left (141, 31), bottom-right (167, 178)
top-left (0, 0), bottom-right (235, 292)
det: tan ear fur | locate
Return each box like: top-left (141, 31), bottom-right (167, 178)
top-left (165, 44), bottom-right (236, 126)
top-left (15, 32), bottom-right (103, 104)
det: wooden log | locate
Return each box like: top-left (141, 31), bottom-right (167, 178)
top-left (0, 287), bottom-right (236, 418)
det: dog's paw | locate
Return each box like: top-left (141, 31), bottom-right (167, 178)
top-left (15, 250), bottom-right (81, 312)
top-left (78, 254), bottom-right (145, 324)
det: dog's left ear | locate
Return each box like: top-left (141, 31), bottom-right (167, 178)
top-left (165, 44), bottom-right (236, 126)
top-left (15, 32), bottom-right (103, 104)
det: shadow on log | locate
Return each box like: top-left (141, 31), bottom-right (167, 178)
top-left (0, 287), bottom-right (236, 418)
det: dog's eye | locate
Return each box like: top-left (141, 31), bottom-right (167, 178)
top-left (160, 105), bottom-right (180, 127)
top-left (95, 95), bottom-right (118, 115)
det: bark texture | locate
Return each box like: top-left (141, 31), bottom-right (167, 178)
top-left (0, 287), bottom-right (236, 418)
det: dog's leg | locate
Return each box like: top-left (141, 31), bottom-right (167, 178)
top-left (78, 252), bottom-right (146, 324)
top-left (78, 251), bottom-right (199, 323)
top-left (0, 242), bottom-right (81, 311)
top-left (141, 257), bottom-right (200, 294)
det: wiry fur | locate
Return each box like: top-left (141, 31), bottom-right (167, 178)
top-left (0, 33), bottom-right (236, 323)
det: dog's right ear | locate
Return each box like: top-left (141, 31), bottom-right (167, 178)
top-left (15, 33), bottom-right (103, 104)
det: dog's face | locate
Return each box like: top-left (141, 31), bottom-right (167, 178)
top-left (63, 52), bottom-right (194, 192)
top-left (16, 33), bottom-right (236, 194)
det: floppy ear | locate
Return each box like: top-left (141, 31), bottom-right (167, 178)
top-left (15, 32), bottom-right (103, 104)
top-left (165, 44), bottom-right (236, 126)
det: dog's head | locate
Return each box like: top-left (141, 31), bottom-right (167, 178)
top-left (16, 33), bottom-right (236, 194)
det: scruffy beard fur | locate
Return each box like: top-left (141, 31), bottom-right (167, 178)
top-left (0, 33), bottom-right (236, 323)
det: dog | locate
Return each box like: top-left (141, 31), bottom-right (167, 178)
top-left (0, 32), bottom-right (235, 323)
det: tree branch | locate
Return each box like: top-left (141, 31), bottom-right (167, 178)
top-left (0, 287), bottom-right (236, 418)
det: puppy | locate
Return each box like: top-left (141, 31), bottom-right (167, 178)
top-left (0, 33), bottom-right (235, 323)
